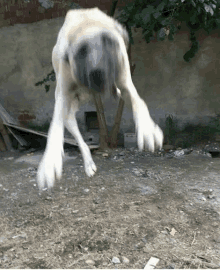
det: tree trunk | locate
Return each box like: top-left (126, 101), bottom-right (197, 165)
top-left (92, 92), bottom-right (109, 150)
top-left (92, 0), bottom-right (136, 150)
top-left (92, 0), bottom-right (119, 151)
top-left (109, 44), bottom-right (136, 148)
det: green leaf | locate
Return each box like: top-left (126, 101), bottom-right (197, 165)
top-left (190, 0), bottom-right (196, 7)
top-left (127, 20), bottom-right (135, 27)
top-left (45, 85), bottom-right (50, 92)
top-left (161, 18), bottom-right (169, 26)
top-left (216, 18), bottom-right (220, 27)
top-left (211, 4), bottom-right (216, 10)
top-left (190, 13), bottom-right (198, 25)
top-left (142, 13), bottom-right (151, 25)
top-left (143, 30), bottom-right (150, 36)
top-left (170, 24), bottom-right (177, 34)
top-left (153, 11), bottom-right (161, 19)
top-left (157, 28), bottom-right (166, 41)
top-left (199, 0), bottom-right (204, 3)
top-left (204, 3), bottom-right (214, 15)
top-left (125, 2), bottom-right (135, 12)
top-left (141, 5), bottom-right (155, 19)
top-left (168, 32), bottom-right (174, 41)
top-left (157, 2), bottom-right (165, 11)
top-left (134, 13), bottom-right (142, 25)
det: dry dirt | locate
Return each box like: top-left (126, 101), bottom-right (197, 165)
top-left (0, 144), bottom-right (220, 269)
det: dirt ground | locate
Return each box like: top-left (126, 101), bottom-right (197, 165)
top-left (0, 143), bottom-right (220, 269)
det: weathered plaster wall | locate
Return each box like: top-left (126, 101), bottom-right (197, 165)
top-left (130, 25), bottom-right (220, 130)
top-left (0, 17), bottom-right (64, 125)
top-left (0, 15), bottom-right (219, 135)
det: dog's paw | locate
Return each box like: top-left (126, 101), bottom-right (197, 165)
top-left (135, 99), bottom-right (163, 152)
top-left (85, 158), bottom-right (97, 177)
top-left (37, 150), bottom-right (63, 190)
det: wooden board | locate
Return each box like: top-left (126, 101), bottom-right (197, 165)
top-left (4, 122), bottom-right (99, 150)
top-left (0, 117), bottom-right (12, 150)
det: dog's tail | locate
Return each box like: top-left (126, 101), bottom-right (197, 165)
top-left (73, 32), bottom-right (120, 96)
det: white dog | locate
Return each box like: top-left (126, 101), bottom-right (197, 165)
top-left (37, 7), bottom-right (163, 190)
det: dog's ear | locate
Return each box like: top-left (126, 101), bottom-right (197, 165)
top-left (114, 21), bottom-right (129, 49)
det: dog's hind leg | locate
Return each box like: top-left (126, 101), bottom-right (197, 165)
top-left (64, 97), bottom-right (97, 177)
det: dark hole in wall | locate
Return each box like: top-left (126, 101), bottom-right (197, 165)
top-left (85, 111), bottom-right (98, 132)
top-left (209, 151), bottom-right (220, 158)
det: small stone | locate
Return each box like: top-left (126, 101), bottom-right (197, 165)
top-left (86, 259), bottom-right (95, 265)
top-left (112, 257), bottom-right (120, 264)
top-left (0, 236), bottom-right (7, 243)
top-left (122, 256), bottom-right (129, 264)
top-left (12, 233), bottom-right (27, 239)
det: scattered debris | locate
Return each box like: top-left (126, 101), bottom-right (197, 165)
top-left (0, 102), bottom-right (99, 151)
top-left (122, 256), bottom-right (130, 264)
top-left (12, 233), bottom-right (27, 239)
top-left (163, 144), bottom-right (174, 151)
top-left (144, 257), bottom-right (160, 269)
top-left (170, 228), bottom-right (177, 236)
top-left (0, 236), bottom-right (7, 243)
top-left (165, 149), bottom-right (193, 158)
top-left (112, 256), bottom-right (120, 264)
top-left (3, 157), bottom-right (14, 160)
top-left (85, 259), bottom-right (95, 265)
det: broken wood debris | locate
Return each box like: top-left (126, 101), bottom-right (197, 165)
top-left (0, 103), bottom-right (99, 151)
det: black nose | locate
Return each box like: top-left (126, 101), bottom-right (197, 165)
top-left (89, 69), bottom-right (105, 92)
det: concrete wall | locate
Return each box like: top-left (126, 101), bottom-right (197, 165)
top-left (131, 25), bottom-right (220, 130)
top-left (0, 15), bottom-right (220, 137)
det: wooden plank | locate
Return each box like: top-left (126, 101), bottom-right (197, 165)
top-left (4, 122), bottom-right (99, 149)
top-left (6, 126), bottom-right (28, 146)
top-left (0, 102), bottom-right (18, 125)
top-left (0, 135), bottom-right (6, 151)
top-left (0, 103), bottom-right (99, 150)
top-left (0, 117), bottom-right (13, 150)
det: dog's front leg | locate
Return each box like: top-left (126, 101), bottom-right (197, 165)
top-left (116, 46), bottom-right (163, 152)
top-left (37, 81), bottom-right (66, 190)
